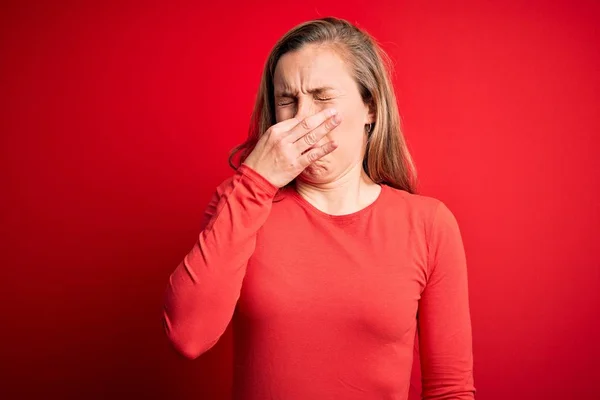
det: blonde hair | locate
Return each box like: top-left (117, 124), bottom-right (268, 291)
top-left (228, 17), bottom-right (418, 193)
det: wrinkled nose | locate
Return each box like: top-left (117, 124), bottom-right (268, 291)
top-left (294, 99), bottom-right (317, 122)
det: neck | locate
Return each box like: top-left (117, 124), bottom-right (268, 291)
top-left (294, 163), bottom-right (381, 216)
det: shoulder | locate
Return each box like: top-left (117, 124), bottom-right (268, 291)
top-left (382, 184), bottom-right (443, 217)
top-left (382, 185), bottom-right (460, 235)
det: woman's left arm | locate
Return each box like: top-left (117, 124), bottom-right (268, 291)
top-left (418, 201), bottom-right (476, 399)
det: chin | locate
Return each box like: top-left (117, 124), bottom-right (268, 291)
top-left (299, 163), bottom-right (334, 182)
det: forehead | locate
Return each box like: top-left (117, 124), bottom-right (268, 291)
top-left (273, 44), bottom-right (352, 90)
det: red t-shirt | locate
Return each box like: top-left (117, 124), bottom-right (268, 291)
top-left (163, 163), bottom-right (476, 399)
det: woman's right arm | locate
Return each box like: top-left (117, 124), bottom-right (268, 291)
top-left (163, 107), bottom-right (341, 359)
top-left (162, 163), bottom-right (279, 359)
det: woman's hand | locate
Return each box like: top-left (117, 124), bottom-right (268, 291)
top-left (242, 108), bottom-right (341, 188)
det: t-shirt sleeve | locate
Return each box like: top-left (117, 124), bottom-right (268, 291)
top-left (162, 163), bottom-right (279, 359)
top-left (418, 201), bottom-right (476, 399)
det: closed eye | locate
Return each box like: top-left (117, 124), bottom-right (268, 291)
top-left (276, 95), bottom-right (335, 106)
top-left (276, 97), bottom-right (295, 106)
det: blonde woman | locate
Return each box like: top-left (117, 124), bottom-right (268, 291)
top-left (163, 17), bottom-right (476, 399)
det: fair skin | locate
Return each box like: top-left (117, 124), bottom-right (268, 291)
top-left (243, 43), bottom-right (381, 215)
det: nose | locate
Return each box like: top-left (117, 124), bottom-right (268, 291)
top-left (294, 98), bottom-right (316, 121)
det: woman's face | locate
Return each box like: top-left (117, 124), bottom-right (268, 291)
top-left (273, 44), bottom-right (374, 184)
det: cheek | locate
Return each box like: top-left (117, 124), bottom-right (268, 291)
top-left (329, 112), bottom-right (364, 144)
top-left (275, 109), bottom-right (288, 123)
top-left (326, 129), bottom-right (365, 163)
top-left (275, 105), bottom-right (299, 122)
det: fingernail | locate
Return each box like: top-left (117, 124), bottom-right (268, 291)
top-left (332, 113), bottom-right (341, 124)
top-left (329, 108), bottom-right (337, 116)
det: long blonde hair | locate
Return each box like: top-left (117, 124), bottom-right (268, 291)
top-left (228, 17), bottom-right (418, 193)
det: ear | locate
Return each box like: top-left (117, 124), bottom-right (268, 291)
top-left (364, 100), bottom-right (376, 124)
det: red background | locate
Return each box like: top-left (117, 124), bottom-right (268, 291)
top-left (1, 1), bottom-right (599, 399)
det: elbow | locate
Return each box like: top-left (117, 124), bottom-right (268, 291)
top-left (162, 315), bottom-right (217, 360)
top-left (170, 338), bottom-right (203, 360)
top-left (165, 326), bottom-right (206, 360)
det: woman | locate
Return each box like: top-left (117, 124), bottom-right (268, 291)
top-left (163, 17), bottom-right (476, 399)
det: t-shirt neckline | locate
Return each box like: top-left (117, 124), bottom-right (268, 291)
top-left (285, 183), bottom-right (387, 223)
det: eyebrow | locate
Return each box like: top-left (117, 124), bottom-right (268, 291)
top-left (275, 86), bottom-right (337, 97)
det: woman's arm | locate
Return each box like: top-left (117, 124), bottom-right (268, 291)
top-left (418, 201), bottom-right (476, 399)
top-left (162, 164), bottom-right (278, 359)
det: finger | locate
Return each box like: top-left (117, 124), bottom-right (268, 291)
top-left (285, 108), bottom-right (338, 143)
top-left (297, 140), bottom-right (338, 168)
top-left (269, 116), bottom-right (303, 135)
top-left (294, 112), bottom-right (341, 154)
